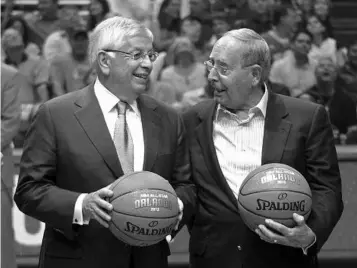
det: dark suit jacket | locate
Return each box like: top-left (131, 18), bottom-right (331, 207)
top-left (14, 84), bottom-right (196, 268)
top-left (183, 91), bottom-right (343, 268)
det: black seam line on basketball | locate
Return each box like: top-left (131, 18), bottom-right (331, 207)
top-left (110, 189), bottom-right (176, 203)
top-left (110, 221), bottom-right (166, 243)
top-left (112, 210), bottom-right (180, 219)
top-left (238, 200), bottom-right (310, 218)
top-left (240, 189), bottom-right (312, 198)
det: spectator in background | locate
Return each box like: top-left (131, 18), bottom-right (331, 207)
top-left (24, 0), bottom-right (61, 48)
top-left (313, 0), bottom-right (333, 37)
top-left (42, 6), bottom-right (85, 63)
top-left (2, 28), bottom-right (50, 103)
top-left (155, 0), bottom-right (181, 52)
top-left (2, 28), bottom-right (50, 148)
top-left (245, 0), bottom-right (273, 34)
top-left (87, 0), bottom-right (111, 31)
top-left (161, 36), bottom-right (207, 98)
top-left (187, 0), bottom-right (213, 46)
top-left (180, 15), bottom-right (210, 62)
top-left (292, 0), bottom-right (313, 22)
top-left (208, 11), bottom-right (232, 49)
top-left (3, 15), bottom-right (41, 58)
top-left (50, 26), bottom-right (91, 97)
top-left (269, 29), bottom-right (316, 97)
top-left (179, 69), bottom-right (214, 111)
top-left (262, 4), bottom-right (299, 62)
top-left (1, 63), bottom-right (22, 268)
top-left (149, 81), bottom-right (182, 107)
top-left (337, 39), bottom-right (357, 105)
top-left (306, 13), bottom-right (337, 63)
top-left (300, 56), bottom-right (357, 136)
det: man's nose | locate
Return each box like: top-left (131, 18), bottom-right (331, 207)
top-left (208, 68), bottom-right (219, 83)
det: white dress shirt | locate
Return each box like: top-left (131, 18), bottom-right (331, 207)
top-left (73, 79), bottom-right (145, 225)
top-left (213, 85), bottom-right (268, 199)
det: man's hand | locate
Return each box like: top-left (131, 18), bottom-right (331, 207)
top-left (166, 197), bottom-right (184, 243)
top-left (255, 213), bottom-right (316, 248)
top-left (82, 186), bottom-right (114, 228)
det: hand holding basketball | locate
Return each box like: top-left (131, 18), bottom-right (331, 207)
top-left (166, 197), bottom-right (184, 243)
top-left (255, 213), bottom-right (316, 248)
top-left (82, 186), bottom-right (114, 228)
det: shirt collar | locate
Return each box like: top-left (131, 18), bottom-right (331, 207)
top-left (216, 83), bottom-right (269, 120)
top-left (94, 78), bottom-right (140, 116)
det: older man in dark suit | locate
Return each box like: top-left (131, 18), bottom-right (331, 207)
top-left (1, 63), bottom-right (26, 268)
top-left (183, 28), bottom-right (343, 268)
top-left (14, 17), bottom-right (196, 268)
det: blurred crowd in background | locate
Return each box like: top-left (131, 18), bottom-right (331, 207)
top-left (1, 0), bottom-right (357, 148)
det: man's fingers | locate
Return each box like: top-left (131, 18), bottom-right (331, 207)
top-left (96, 198), bottom-right (113, 211)
top-left (255, 228), bottom-right (273, 243)
top-left (293, 213), bottom-right (305, 226)
top-left (93, 213), bottom-right (109, 228)
top-left (93, 206), bottom-right (111, 222)
top-left (264, 219), bottom-right (290, 236)
top-left (97, 188), bottom-right (113, 199)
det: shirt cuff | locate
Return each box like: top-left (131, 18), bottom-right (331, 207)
top-left (73, 193), bottom-right (90, 225)
top-left (302, 234), bottom-right (317, 255)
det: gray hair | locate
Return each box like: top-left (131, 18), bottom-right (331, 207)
top-left (223, 28), bottom-right (271, 81)
top-left (88, 16), bottom-right (154, 65)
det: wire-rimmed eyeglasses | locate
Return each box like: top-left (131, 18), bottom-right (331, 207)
top-left (204, 60), bottom-right (230, 76)
top-left (103, 49), bottom-right (159, 62)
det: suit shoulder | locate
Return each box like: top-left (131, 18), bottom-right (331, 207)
top-left (44, 88), bottom-right (84, 108)
top-left (140, 94), bottom-right (180, 119)
top-left (277, 93), bottom-right (321, 113)
top-left (274, 93), bottom-right (324, 123)
top-left (184, 99), bottom-right (215, 117)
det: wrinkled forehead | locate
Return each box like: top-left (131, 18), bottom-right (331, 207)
top-left (120, 30), bottom-right (154, 51)
top-left (210, 37), bottom-right (242, 66)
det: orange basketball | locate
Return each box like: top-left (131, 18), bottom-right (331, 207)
top-left (238, 163), bottom-right (312, 232)
top-left (108, 171), bottom-right (179, 247)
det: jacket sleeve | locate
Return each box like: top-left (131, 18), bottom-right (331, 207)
top-left (170, 112), bottom-right (197, 228)
top-left (14, 103), bottom-right (80, 240)
top-left (305, 105), bottom-right (344, 255)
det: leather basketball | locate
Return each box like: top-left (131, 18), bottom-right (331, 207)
top-left (108, 171), bottom-right (179, 246)
top-left (238, 163), bottom-right (312, 232)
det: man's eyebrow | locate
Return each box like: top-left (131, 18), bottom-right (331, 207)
top-left (208, 58), bottom-right (228, 66)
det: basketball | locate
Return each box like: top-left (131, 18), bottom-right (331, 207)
top-left (108, 171), bottom-right (180, 247)
top-left (238, 163), bottom-right (312, 232)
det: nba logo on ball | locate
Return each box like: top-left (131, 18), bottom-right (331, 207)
top-left (238, 163), bottom-right (312, 232)
top-left (108, 171), bottom-right (180, 246)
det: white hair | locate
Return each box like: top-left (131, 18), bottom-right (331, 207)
top-left (88, 16), bottom-right (154, 65)
top-left (223, 28), bottom-right (271, 81)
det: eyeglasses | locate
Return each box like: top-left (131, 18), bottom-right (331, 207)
top-left (103, 49), bottom-right (159, 62)
top-left (204, 60), bottom-right (230, 76)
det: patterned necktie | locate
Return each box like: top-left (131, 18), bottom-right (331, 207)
top-left (114, 101), bottom-right (134, 174)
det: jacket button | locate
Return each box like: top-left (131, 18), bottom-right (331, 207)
top-left (237, 245), bottom-right (242, 250)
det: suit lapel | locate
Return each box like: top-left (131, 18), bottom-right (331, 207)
top-left (137, 95), bottom-right (161, 171)
top-left (262, 92), bottom-right (291, 164)
top-left (195, 100), bottom-right (239, 211)
top-left (74, 84), bottom-right (123, 178)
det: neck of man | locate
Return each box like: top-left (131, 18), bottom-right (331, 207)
top-left (98, 75), bottom-right (138, 104)
top-left (313, 34), bottom-right (323, 46)
top-left (231, 84), bottom-right (264, 113)
top-left (294, 52), bottom-right (309, 67)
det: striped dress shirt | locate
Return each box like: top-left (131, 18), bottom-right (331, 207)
top-left (213, 87), bottom-right (269, 199)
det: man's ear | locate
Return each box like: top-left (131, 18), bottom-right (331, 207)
top-left (251, 64), bottom-right (263, 86)
top-left (97, 51), bottom-right (111, 76)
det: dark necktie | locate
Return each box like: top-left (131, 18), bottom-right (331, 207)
top-left (114, 101), bottom-right (134, 173)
